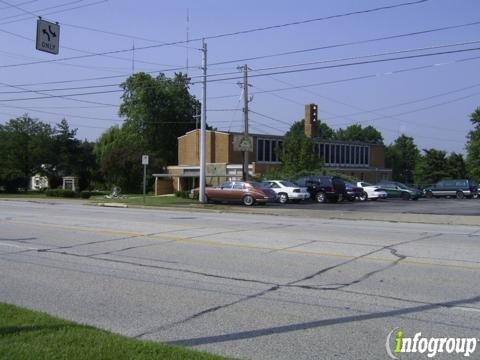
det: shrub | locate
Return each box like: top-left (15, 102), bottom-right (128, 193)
top-left (79, 191), bottom-right (91, 199)
top-left (45, 189), bottom-right (78, 198)
top-left (175, 190), bottom-right (190, 199)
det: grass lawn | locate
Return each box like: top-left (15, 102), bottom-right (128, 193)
top-left (0, 303), bottom-right (227, 360)
top-left (0, 192), bottom-right (49, 199)
top-left (91, 195), bottom-right (197, 207)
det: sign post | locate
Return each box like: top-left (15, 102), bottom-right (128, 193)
top-left (142, 155), bottom-right (149, 205)
top-left (36, 18), bottom-right (60, 55)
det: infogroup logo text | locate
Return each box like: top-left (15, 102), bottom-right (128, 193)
top-left (386, 328), bottom-right (478, 358)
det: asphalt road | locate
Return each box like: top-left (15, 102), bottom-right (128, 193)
top-left (282, 197), bottom-right (480, 216)
top-left (1, 200), bottom-right (479, 359)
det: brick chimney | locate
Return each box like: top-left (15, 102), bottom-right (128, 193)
top-left (304, 103), bottom-right (318, 138)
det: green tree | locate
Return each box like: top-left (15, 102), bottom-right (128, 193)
top-left (447, 152), bottom-right (467, 179)
top-left (385, 135), bottom-right (419, 184)
top-left (335, 124), bottom-right (383, 144)
top-left (466, 107), bottom-right (480, 179)
top-left (119, 72), bottom-right (200, 169)
top-left (279, 120), bottom-right (321, 176)
top-left (317, 121), bottom-right (335, 139)
top-left (0, 115), bottom-right (54, 192)
top-left (414, 149), bottom-right (450, 185)
top-left (94, 126), bottom-right (145, 193)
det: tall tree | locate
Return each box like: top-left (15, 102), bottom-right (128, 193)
top-left (414, 148), bottom-right (450, 185)
top-left (279, 120), bottom-right (321, 176)
top-left (335, 124), bottom-right (384, 144)
top-left (94, 126), bottom-right (145, 193)
top-left (447, 152), bottom-right (467, 179)
top-left (119, 72), bottom-right (200, 169)
top-left (0, 115), bottom-right (54, 191)
top-left (466, 107), bottom-right (480, 179)
top-left (385, 135), bottom-right (419, 183)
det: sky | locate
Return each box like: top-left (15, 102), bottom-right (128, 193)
top-left (0, 0), bottom-right (479, 154)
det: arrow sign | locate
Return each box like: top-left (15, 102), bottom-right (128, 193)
top-left (36, 19), bottom-right (60, 55)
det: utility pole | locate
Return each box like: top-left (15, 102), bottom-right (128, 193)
top-left (199, 39), bottom-right (207, 203)
top-left (242, 64), bottom-right (249, 181)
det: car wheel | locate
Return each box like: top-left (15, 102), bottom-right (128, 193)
top-left (425, 191), bottom-right (433, 199)
top-left (456, 191), bottom-right (465, 199)
top-left (278, 193), bottom-right (289, 204)
top-left (243, 195), bottom-right (255, 206)
top-left (401, 192), bottom-right (411, 200)
top-left (359, 192), bottom-right (368, 201)
top-left (315, 192), bottom-right (327, 203)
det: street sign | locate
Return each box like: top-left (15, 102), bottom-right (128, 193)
top-left (233, 135), bottom-right (253, 152)
top-left (142, 155), bottom-right (149, 165)
top-left (36, 19), bottom-right (60, 55)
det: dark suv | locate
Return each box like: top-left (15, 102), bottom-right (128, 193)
top-left (424, 179), bottom-right (478, 199)
top-left (295, 176), bottom-right (346, 203)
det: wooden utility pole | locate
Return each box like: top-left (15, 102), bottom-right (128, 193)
top-left (242, 64), bottom-right (249, 181)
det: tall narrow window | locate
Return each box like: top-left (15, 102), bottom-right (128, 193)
top-left (272, 141), bottom-right (278, 162)
top-left (320, 144), bottom-right (325, 161)
top-left (325, 144), bottom-right (330, 165)
top-left (355, 146), bottom-right (360, 164)
top-left (258, 139), bottom-right (264, 162)
top-left (340, 145), bottom-right (345, 164)
top-left (364, 146), bottom-right (369, 165)
top-left (335, 144), bottom-right (340, 165)
top-left (359, 147), bottom-right (364, 165)
top-left (346, 145), bottom-right (350, 164)
top-left (264, 140), bottom-right (271, 161)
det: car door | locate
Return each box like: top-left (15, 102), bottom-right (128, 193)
top-left (214, 181), bottom-right (233, 201)
top-left (379, 183), bottom-right (394, 197)
top-left (231, 182), bottom-right (247, 201)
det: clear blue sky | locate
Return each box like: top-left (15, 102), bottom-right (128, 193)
top-left (1, 0), bottom-right (479, 154)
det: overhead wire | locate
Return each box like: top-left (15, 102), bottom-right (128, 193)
top-left (0, 0), bottom-right (430, 69)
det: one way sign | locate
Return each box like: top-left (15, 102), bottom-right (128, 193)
top-left (36, 19), bottom-right (60, 55)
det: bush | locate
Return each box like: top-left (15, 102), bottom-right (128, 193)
top-left (79, 191), bottom-right (91, 199)
top-left (45, 189), bottom-right (78, 198)
top-left (175, 190), bottom-right (190, 199)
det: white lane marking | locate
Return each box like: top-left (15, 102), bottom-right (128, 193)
top-left (450, 306), bottom-right (480, 313)
top-left (0, 243), bottom-right (38, 250)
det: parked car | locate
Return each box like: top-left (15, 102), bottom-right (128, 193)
top-left (356, 181), bottom-right (388, 201)
top-left (344, 182), bottom-right (364, 201)
top-left (261, 180), bottom-right (310, 204)
top-left (423, 179), bottom-right (478, 199)
top-left (295, 176), bottom-right (346, 203)
top-left (190, 181), bottom-right (277, 206)
top-left (376, 181), bottom-right (422, 200)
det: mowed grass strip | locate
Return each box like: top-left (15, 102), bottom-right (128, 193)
top-left (0, 303), bottom-right (228, 360)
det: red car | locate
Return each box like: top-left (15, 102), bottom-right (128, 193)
top-left (191, 181), bottom-right (277, 206)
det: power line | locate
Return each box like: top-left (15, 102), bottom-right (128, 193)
top-left (246, 40), bottom-right (480, 74)
top-left (3, 45), bottom-right (479, 102)
top-left (0, 0), bottom-right (430, 68)
top-left (209, 20), bottom-right (480, 66)
top-left (324, 82), bottom-right (480, 121)
top-left (207, 47), bottom-right (480, 83)
top-left (0, 0), bottom-right (38, 11)
top-left (200, 0), bottom-right (429, 41)
top-left (0, 0), bottom-right (107, 25)
top-left (0, 0), bottom-right (37, 17)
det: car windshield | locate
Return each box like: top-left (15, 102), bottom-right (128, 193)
top-left (279, 181), bottom-right (297, 187)
top-left (361, 182), bottom-right (372, 187)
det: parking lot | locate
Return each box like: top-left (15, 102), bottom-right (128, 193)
top-left (270, 197), bottom-right (480, 216)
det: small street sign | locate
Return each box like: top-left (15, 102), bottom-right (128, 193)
top-left (142, 155), bottom-right (149, 165)
top-left (233, 135), bottom-right (253, 152)
top-left (36, 19), bottom-right (60, 55)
